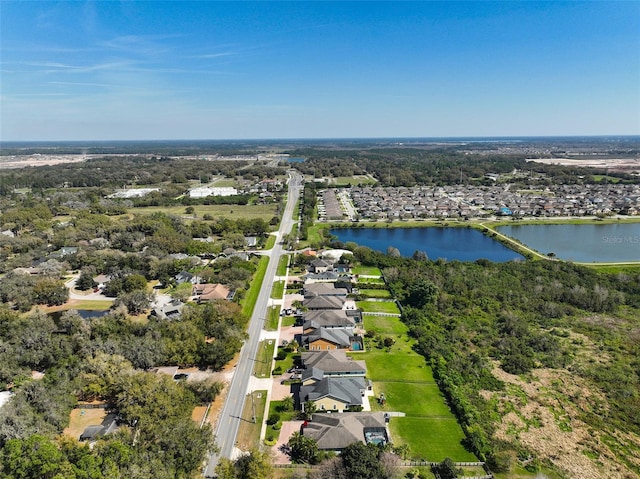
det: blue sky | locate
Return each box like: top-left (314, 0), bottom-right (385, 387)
top-left (1, 1), bottom-right (639, 141)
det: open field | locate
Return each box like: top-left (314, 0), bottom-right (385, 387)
top-left (126, 204), bottom-right (278, 221)
top-left (359, 288), bottom-right (392, 298)
top-left (357, 300), bottom-right (400, 314)
top-left (352, 266), bottom-right (382, 276)
top-left (364, 315), bottom-right (408, 336)
top-left (391, 417), bottom-right (475, 462)
top-left (354, 315), bottom-right (474, 461)
top-left (64, 407), bottom-right (107, 440)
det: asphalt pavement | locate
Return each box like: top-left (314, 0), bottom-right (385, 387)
top-left (204, 170), bottom-right (302, 477)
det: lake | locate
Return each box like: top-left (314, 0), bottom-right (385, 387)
top-left (330, 227), bottom-right (524, 262)
top-left (498, 223), bottom-right (640, 262)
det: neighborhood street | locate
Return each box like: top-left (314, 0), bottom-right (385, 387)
top-left (204, 170), bottom-right (302, 477)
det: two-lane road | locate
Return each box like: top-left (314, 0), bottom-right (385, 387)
top-left (204, 171), bottom-right (302, 477)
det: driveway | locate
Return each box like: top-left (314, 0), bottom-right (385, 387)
top-left (271, 420), bottom-right (304, 464)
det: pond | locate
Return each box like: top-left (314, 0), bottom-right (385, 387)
top-left (330, 227), bottom-right (524, 262)
top-left (497, 223), bottom-right (640, 262)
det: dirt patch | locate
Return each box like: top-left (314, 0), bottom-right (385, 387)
top-left (64, 408), bottom-right (107, 440)
top-left (490, 364), bottom-right (640, 479)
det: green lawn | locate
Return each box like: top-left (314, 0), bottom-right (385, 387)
top-left (370, 383), bottom-right (450, 417)
top-left (271, 280), bottom-right (285, 299)
top-left (391, 417), bottom-right (475, 462)
top-left (352, 266), bottom-right (382, 276)
top-left (273, 348), bottom-right (296, 375)
top-left (253, 340), bottom-right (276, 378)
top-left (264, 234), bottom-right (277, 250)
top-left (241, 256), bottom-right (269, 317)
top-left (281, 315), bottom-right (296, 327)
top-left (353, 315), bottom-right (476, 462)
top-left (357, 300), bottom-right (400, 314)
top-left (359, 289), bottom-right (392, 299)
top-left (333, 176), bottom-right (377, 186)
top-left (358, 348), bottom-right (434, 383)
top-left (364, 315), bottom-right (409, 336)
top-left (265, 399), bottom-right (297, 442)
top-left (277, 255), bottom-right (289, 276)
top-left (265, 306), bottom-right (281, 331)
top-left (357, 277), bottom-right (385, 285)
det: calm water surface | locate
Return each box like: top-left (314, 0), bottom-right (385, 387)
top-left (498, 223), bottom-right (640, 262)
top-left (331, 227), bottom-right (523, 262)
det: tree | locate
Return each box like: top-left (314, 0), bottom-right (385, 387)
top-left (0, 434), bottom-right (64, 479)
top-left (76, 268), bottom-right (97, 291)
top-left (412, 250), bottom-right (428, 261)
top-left (405, 279), bottom-right (438, 309)
top-left (114, 291), bottom-right (151, 315)
top-left (233, 449), bottom-right (273, 479)
top-left (435, 458), bottom-right (463, 479)
top-left (341, 442), bottom-right (385, 479)
top-left (33, 278), bottom-right (69, 306)
top-left (300, 400), bottom-right (316, 420)
top-left (286, 432), bottom-right (319, 464)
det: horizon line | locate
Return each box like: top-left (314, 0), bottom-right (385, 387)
top-left (2, 134), bottom-right (639, 144)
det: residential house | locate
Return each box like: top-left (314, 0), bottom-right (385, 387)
top-left (192, 283), bottom-right (234, 302)
top-left (151, 299), bottom-right (184, 320)
top-left (300, 376), bottom-right (367, 412)
top-left (79, 414), bottom-right (119, 442)
top-left (303, 283), bottom-right (348, 298)
top-left (300, 350), bottom-right (366, 385)
top-left (301, 412), bottom-right (390, 452)
top-left (309, 259), bottom-right (332, 274)
top-left (303, 295), bottom-right (345, 311)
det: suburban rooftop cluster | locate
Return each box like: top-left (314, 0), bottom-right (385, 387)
top-left (340, 183), bottom-right (640, 221)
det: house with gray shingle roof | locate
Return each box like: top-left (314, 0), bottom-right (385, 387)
top-left (301, 412), bottom-right (389, 452)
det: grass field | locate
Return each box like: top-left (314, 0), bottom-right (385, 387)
top-left (277, 255), bottom-right (289, 276)
top-left (265, 306), bottom-right (281, 331)
top-left (391, 417), bottom-right (476, 462)
top-left (253, 340), bottom-right (276, 378)
top-left (364, 315), bottom-right (410, 336)
top-left (332, 175), bottom-right (377, 186)
top-left (359, 289), bottom-right (392, 299)
top-left (50, 299), bottom-right (113, 312)
top-left (236, 390), bottom-right (267, 450)
top-left (271, 281), bottom-right (285, 299)
top-left (357, 300), bottom-right (400, 314)
top-left (352, 266), bottom-right (382, 276)
top-left (241, 256), bottom-right (268, 317)
top-left (127, 203), bottom-right (278, 221)
top-left (357, 277), bottom-right (385, 285)
top-left (264, 234), bottom-right (277, 250)
top-left (354, 315), bottom-right (474, 461)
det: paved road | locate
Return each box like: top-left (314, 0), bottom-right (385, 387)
top-left (204, 170), bottom-right (303, 477)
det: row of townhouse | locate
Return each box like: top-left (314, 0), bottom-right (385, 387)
top-left (346, 184), bottom-right (640, 220)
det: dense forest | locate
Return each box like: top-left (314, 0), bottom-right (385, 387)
top-left (289, 148), bottom-right (638, 186)
top-left (342, 242), bottom-right (640, 476)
